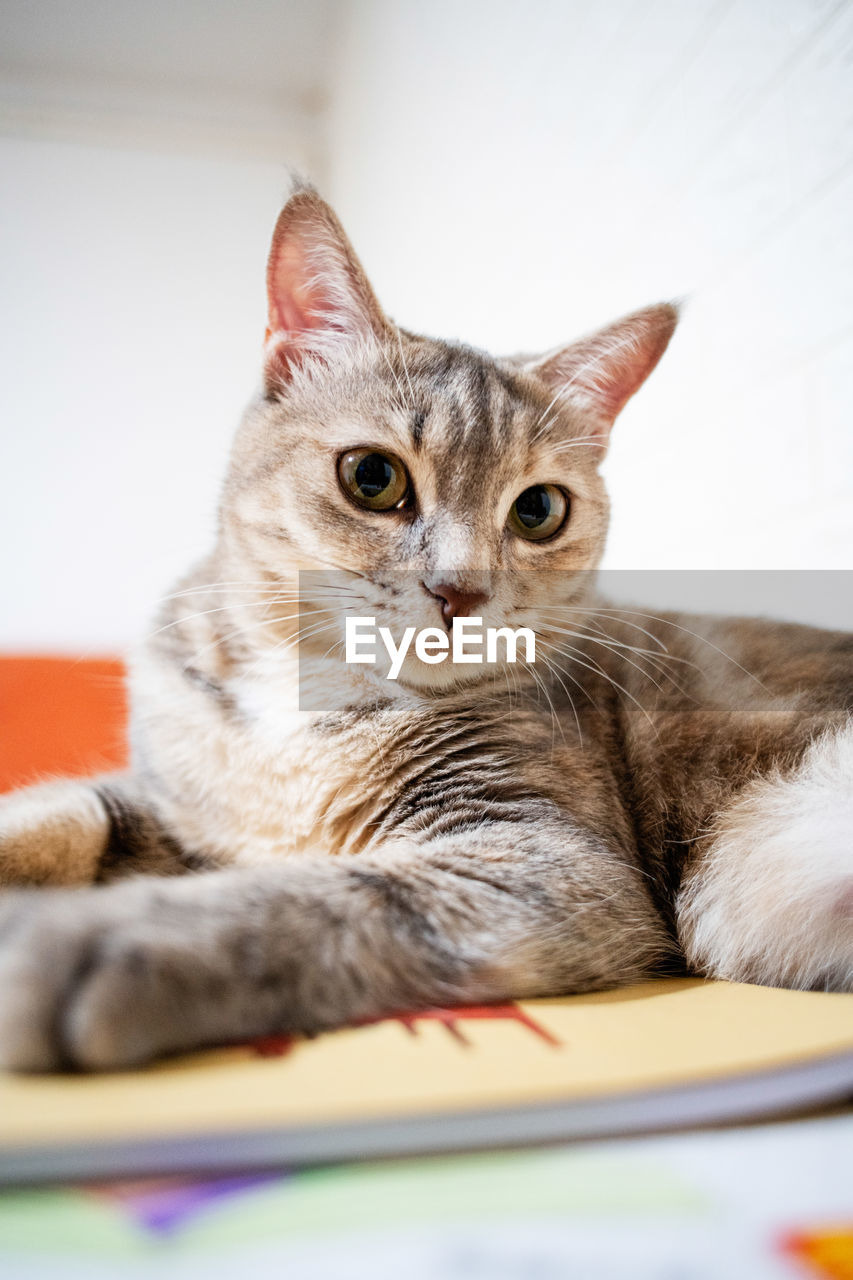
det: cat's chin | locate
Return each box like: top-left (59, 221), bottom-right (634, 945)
top-left (372, 660), bottom-right (516, 700)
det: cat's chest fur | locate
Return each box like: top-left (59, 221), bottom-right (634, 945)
top-left (131, 648), bottom-right (576, 867)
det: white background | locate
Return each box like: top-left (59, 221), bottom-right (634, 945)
top-left (2, 0), bottom-right (852, 651)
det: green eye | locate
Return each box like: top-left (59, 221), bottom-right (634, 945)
top-left (508, 484), bottom-right (569, 541)
top-left (338, 449), bottom-right (410, 511)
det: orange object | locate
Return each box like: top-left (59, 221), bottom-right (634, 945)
top-left (0, 655), bottom-right (128, 793)
top-left (781, 1227), bottom-right (853, 1280)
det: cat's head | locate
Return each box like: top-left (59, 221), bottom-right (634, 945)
top-left (220, 185), bottom-right (677, 693)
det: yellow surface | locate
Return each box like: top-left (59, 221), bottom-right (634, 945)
top-left (1, 979), bottom-right (851, 1150)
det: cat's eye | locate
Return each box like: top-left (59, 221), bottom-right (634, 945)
top-left (338, 449), bottom-right (410, 511)
top-left (508, 484), bottom-right (569, 541)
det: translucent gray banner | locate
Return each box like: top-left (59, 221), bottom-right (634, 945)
top-left (293, 570), bottom-right (852, 712)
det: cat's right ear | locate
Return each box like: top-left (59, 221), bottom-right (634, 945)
top-left (523, 303), bottom-right (679, 451)
top-left (264, 186), bottom-right (389, 391)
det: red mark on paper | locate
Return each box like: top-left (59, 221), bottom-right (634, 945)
top-left (246, 1002), bottom-right (560, 1059)
top-left (397, 1003), bottom-right (561, 1047)
top-left (249, 1034), bottom-right (294, 1058)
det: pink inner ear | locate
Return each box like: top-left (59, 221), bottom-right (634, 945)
top-left (595, 316), bottom-right (676, 419)
top-left (590, 336), bottom-right (660, 420)
top-left (263, 193), bottom-right (383, 387)
top-left (263, 193), bottom-right (387, 383)
top-left (268, 234), bottom-right (340, 337)
top-left (533, 304), bottom-right (679, 431)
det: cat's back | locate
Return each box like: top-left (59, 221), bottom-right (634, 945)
top-left (598, 604), bottom-right (853, 882)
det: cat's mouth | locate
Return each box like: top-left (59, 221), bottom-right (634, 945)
top-left (339, 605), bottom-right (541, 695)
top-left (295, 601), bottom-right (540, 698)
top-left (362, 649), bottom-right (524, 697)
top-left (292, 568), bottom-right (594, 700)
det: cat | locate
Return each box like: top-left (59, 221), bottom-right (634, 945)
top-left (0, 184), bottom-right (851, 1072)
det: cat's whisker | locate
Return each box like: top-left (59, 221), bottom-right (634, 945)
top-left (499, 661), bottom-right (515, 715)
top-left (537, 616), bottom-right (678, 663)
top-left (156, 581), bottom-right (306, 601)
top-left (537, 651), bottom-right (584, 747)
top-left (179, 608), bottom-right (344, 679)
top-left (263, 612), bottom-right (344, 649)
top-left (144, 596), bottom-right (312, 642)
top-left (542, 624), bottom-right (672, 697)
top-left (558, 606), bottom-right (768, 691)
top-left (532, 381), bottom-right (577, 438)
top-left (495, 648), bottom-right (522, 715)
top-left (307, 558), bottom-right (372, 583)
top-left (539, 606), bottom-right (672, 654)
top-left (231, 618), bottom-right (342, 688)
top-left (542, 434), bottom-right (611, 454)
top-left (537, 617), bottom-right (698, 698)
top-left (535, 640), bottom-right (599, 707)
top-left (538, 637), bottom-right (660, 736)
top-left (537, 624), bottom-right (666, 696)
top-left (395, 328), bottom-right (418, 411)
top-left (534, 640), bottom-right (605, 718)
top-left (377, 344), bottom-right (410, 415)
top-left (521, 656), bottom-right (565, 755)
top-left (572, 609), bottom-right (669, 654)
top-left (532, 369), bottom-right (597, 438)
top-left (536, 616), bottom-right (667, 662)
top-left (159, 568), bottom-right (368, 604)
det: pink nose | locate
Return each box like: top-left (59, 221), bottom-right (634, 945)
top-left (425, 582), bottom-right (490, 625)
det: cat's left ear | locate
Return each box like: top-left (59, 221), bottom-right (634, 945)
top-left (264, 185), bottom-right (390, 390)
top-left (524, 303), bottom-right (679, 451)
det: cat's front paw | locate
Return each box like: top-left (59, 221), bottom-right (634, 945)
top-left (0, 880), bottom-right (271, 1071)
top-left (0, 884), bottom-right (161, 1070)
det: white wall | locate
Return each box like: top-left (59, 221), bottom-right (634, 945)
top-left (0, 137), bottom-right (295, 650)
top-left (2, 0), bottom-right (852, 654)
top-left (0, 0), bottom-right (337, 651)
top-left (326, 0), bottom-right (853, 572)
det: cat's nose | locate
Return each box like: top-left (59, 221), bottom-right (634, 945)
top-left (424, 581), bottom-right (491, 625)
